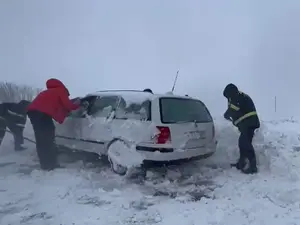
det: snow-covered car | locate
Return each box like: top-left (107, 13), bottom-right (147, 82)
top-left (55, 90), bottom-right (217, 175)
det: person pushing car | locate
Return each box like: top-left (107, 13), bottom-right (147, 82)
top-left (223, 83), bottom-right (260, 174)
top-left (0, 100), bottom-right (30, 151)
top-left (27, 78), bottom-right (79, 171)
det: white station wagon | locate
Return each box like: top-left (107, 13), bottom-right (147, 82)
top-left (55, 90), bottom-right (217, 175)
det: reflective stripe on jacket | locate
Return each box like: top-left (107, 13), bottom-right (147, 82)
top-left (228, 98), bottom-right (257, 126)
top-left (234, 111), bottom-right (257, 125)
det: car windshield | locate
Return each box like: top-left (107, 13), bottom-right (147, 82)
top-left (159, 97), bottom-right (212, 123)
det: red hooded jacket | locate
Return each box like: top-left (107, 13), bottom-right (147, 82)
top-left (27, 79), bottom-right (79, 124)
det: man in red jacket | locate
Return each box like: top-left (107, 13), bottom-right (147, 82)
top-left (27, 78), bottom-right (79, 170)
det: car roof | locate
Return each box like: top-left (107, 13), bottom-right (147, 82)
top-left (85, 90), bottom-right (197, 102)
top-left (85, 90), bottom-right (155, 105)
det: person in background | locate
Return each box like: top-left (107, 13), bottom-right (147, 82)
top-left (223, 83), bottom-right (260, 174)
top-left (143, 88), bottom-right (153, 94)
top-left (27, 78), bottom-right (79, 171)
top-left (0, 100), bottom-right (31, 150)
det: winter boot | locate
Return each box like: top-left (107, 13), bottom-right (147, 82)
top-left (53, 163), bottom-right (65, 169)
top-left (242, 159), bottom-right (257, 174)
top-left (15, 145), bottom-right (27, 151)
top-left (41, 163), bottom-right (64, 171)
top-left (230, 158), bottom-right (246, 170)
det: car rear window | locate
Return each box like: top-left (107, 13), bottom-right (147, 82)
top-left (159, 97), bottom-right (212, 123)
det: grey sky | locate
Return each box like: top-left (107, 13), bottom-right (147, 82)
top-left (0, 0), bottom-right (300, 118)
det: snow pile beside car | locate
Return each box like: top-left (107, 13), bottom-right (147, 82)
top-left (212, 116), bottom-right (300, 177)
top-left (1, 117), bottom-right (300, 224)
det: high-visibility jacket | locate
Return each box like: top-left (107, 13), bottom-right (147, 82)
top-left (0, 102), bottom-right (29, 128)
top-left (224, 91), bottom-right (260, 129)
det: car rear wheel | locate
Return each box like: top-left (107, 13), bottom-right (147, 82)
top-left (107, 140), bottom-right (129, 175)
top-left (108, 156), bottom-right (127, 175)
top-left (107, 139), bottom-right (146, 177)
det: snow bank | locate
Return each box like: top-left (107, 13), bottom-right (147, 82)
top-left (212, 117), bottom-right (300, 176)
top-left (1, 117), bottom-right (300, 225)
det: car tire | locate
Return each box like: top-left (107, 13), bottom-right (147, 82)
top-left (107, 140), bottom-right (129, 176)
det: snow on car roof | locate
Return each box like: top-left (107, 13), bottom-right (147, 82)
top-left (85, 90), bottom-right (196, 106)
top-left (87, 90), bottom-right (156, 105)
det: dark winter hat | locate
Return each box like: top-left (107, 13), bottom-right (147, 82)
top-left (18, 100), bottom-right (30, 106)
top-left (223, 83), bottom-right (238, 98)
top-left (143, 88), bottom-right (153, 94)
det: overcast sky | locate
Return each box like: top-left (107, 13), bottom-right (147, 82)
top-left (0, 0), bottom-right (300, 119)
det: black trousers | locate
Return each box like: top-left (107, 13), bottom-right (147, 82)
top-left (238, 127), bottom-right (257, 166)
top-left (27, 110), bottom-right (57, 170)
top-left (0, 119), bottom-right (24, 149)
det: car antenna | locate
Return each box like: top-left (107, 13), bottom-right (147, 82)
top-left (171, 70), bottom-right (180, 92)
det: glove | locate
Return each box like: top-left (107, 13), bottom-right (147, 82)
top-left (80, 101), bottom-right (89, 108)
top-left (224, 113), bottom-right (232, 122)
top-left (71, 97), bottom-right (81, 104)
top-left (224, 112), bottom-right (229, 120)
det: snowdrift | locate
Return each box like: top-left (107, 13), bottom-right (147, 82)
top-left (213, 117), bottom-right (300, 178)
top-left (0, 117), bottom-right (299, 224)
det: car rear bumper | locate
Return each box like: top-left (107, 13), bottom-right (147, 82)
top-left (142, 152), bottom-right (215, 167)
top-left (136, 140), bottom-right (217, 162)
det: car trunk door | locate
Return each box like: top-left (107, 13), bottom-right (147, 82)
top-left (168, 121), bottom-right (212, 150)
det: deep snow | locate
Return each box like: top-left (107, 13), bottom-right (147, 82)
top-left (0, 118), bottom-right (300, 225)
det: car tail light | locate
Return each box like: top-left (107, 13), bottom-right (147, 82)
top-left (155, 126), bottom-right (171, 144)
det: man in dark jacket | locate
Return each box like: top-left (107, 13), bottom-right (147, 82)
top-left (0, 100), bottom-right (30, 151)
top-left (223, 83), bottom-right (260, 174)
top-left (27, 78), bottom-right (79, 171)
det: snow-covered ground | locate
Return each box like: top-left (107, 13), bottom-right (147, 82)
top-left (0, 118), bottom-right (300, 225)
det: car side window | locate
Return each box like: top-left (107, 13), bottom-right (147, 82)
top-left (115, 100), bottom-right (151, 121)
top-left (68, 96), bottom-right (96, 118)
top-left (88, 95), bottom-right (124, 118)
